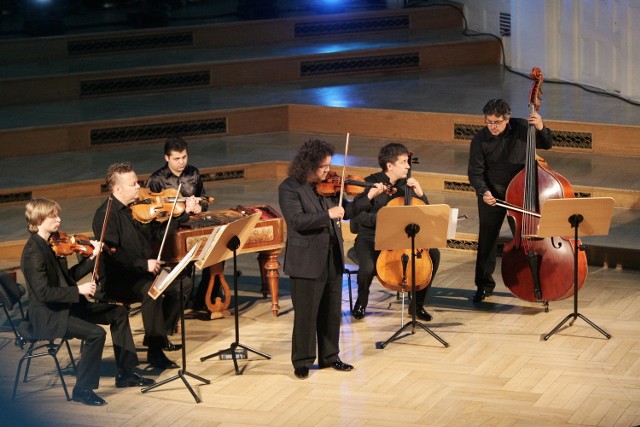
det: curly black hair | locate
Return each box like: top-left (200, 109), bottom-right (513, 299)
top-left (289, 139), bottom-right (335, 183)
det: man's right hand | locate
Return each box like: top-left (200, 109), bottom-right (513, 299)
top-left (78, 281), bottom-right (96, 297)
top-left (147, 259), bottom-right (162, 274)
top-left (482, 191), bottom-right (497, 206)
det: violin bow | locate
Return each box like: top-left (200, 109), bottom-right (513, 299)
top-left (90, 196), bottom-right (113, 301)
top-left (336, 133), bottom-right (350, 228)
top-left (156, 182), bottom-right (183, 263)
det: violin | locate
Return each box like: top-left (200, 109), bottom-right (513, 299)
top-left (315, 171), bottom-right (396, 197)
top-left (130, 188), bottom-right (215, 223)
top-left (49, 231), bottom-right (115, 258)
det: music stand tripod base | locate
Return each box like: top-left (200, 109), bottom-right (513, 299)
top-left (142, 278), bottom-right (210, 403)
top-left (199, 231), bottom-right (271, 375)
top-left (536, 198), bottom-right (614, 341)
top-left (374, 205), bottom-right (452, 349)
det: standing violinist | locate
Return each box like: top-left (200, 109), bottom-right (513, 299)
top-left (21, 198), bottom-right (155, 406)
top-left (350, 143), bottom-right (440, 321)
top-left (278, 139), bottom-right (384, 380)
top-left (467, 98), bottom-right (553, 303)
top-left (146, 136), bottom-right (207, 342)
top-left (92, 162), bottom-right (195, 370)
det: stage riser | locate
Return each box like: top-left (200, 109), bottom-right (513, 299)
top-left (0, 7), bottom-right (462, 65)
top-left (0, 39), bottom-right (499, 106)
top-left (2, 105), bottom-right (639, 159)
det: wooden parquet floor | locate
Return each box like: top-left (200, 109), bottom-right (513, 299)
top-left (1, 251), bottom-right (639, 426)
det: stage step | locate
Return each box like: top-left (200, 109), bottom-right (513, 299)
top-left (0, 7), bottom-right (500, 106)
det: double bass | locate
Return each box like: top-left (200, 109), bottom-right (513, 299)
top-left (501, 67), bottom-right (588, 307)
top-left (375, 153), bottom-right (433, 293)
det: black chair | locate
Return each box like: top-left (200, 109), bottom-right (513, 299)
top-left (13, 323), bottom-right (78, 401)
top-left (0, 272), bottom-right (26, 335)
top-left (0, 273), bottom-right (77, 401)
top-left (345, 247), bottom-right (359, 313)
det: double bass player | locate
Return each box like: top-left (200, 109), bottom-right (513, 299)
top-left (467, 98), bottom-right (553, 303)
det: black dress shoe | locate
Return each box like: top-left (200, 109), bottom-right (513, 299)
top-left (116, 371), bottom-right (156, 388)
top-left (320, 359), bottom-right (354, 371)
top-left (294, 367), bottom-right (309, 379)
top-left (408, 306), bottom-right (433, 321)
top-left (72, 388), bottom-right (107, 406)
top-left (147, 349), bottom-right (179, 370)
top-left (351, 304), bottom-right (365, 320)
top-left (472, 289), bottom-right (494, 303)
top-left (163, 339), bottom-right (183, 352)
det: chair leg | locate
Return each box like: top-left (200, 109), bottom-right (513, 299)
top-left (50, 341), bottom-right (72, 401)
top-left (13, 340), bottom-right (72, 401)
top-left (12, 342), bottom-right (33, 399)
top-left (64, 339), bottom-right (77, 375)
top-left (345, 269), bottom-right (354, 313)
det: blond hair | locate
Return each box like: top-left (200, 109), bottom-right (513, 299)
top-left (25, 198), bottom-right (61, 234)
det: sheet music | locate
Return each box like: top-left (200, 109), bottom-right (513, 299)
top-left (148, 241), bottom-right (201, 300)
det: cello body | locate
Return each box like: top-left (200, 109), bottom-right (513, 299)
top-left (375, 196), bottom-right (433, 293)
top-left (375, 153), bottom-right (433, 293)
top-left (501, 67), bottom-right (588, 303)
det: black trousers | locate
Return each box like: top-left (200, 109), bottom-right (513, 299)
top-left (67, 302), bottom-right (137, 389)
top-left (111, 275), bottom-right (192, 349)
top-left (290, 245), bottom-right (342, 370)
top-left (354, 236), bottom-right (440, 308)
top-left (475, 197), bottom-right (507, 291)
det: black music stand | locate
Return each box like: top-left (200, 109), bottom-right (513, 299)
top-left (142, 242), bottom-right (211, 403)
top-left (197, 213), bottom-right (271, 374)
top-left (374, 204), bottom-right (451, 349)
top-left (538, 197), bottom-right (615, 341)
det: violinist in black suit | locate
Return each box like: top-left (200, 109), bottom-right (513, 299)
top-left (21, 198), bottom-right (154, 406)
top-left (93, 162), bottom-right (196, 370)
top-left (278, 139), bottom-right (384, 380)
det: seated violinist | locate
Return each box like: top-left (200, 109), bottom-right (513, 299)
top-left (21, 198), bottom-right (154, 406)
top-left (92, 162), bottom-right (196, 370)
top-left (350, 143), bottom-right (440, 321)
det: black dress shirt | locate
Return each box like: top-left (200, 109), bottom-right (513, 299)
top-left (92, 197), bottom-right (180, 296)
top-left (467, 118), bottom-right (553, 200)
top-left (146, 164), bottom-right (208, 210)
top-left (350, 171), bottom-right (430, 240)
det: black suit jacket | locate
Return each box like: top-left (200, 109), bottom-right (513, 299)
top-left (278, 176), bottom-right (373, 279)
top-left (20, 233), bottom-right (93, 339)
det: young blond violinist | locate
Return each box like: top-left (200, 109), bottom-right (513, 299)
top-left (350, 143), bottom-right (440, 321)
top-left (278, 139), bottom-right (385, 380)
top-left (92, 162), bottom-right (196, 370)
top-left (21, 198), bottom-right (154, 406)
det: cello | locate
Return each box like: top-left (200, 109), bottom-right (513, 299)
top-left (501, 67), bottom-right (588, 307)
top-left (375, 152), bottom-right (433, 293)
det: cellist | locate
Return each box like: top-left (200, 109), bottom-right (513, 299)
top-left (467, 98), bottom-right (553, 303)
top-left (350, 143), bottom-right (440, 321)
